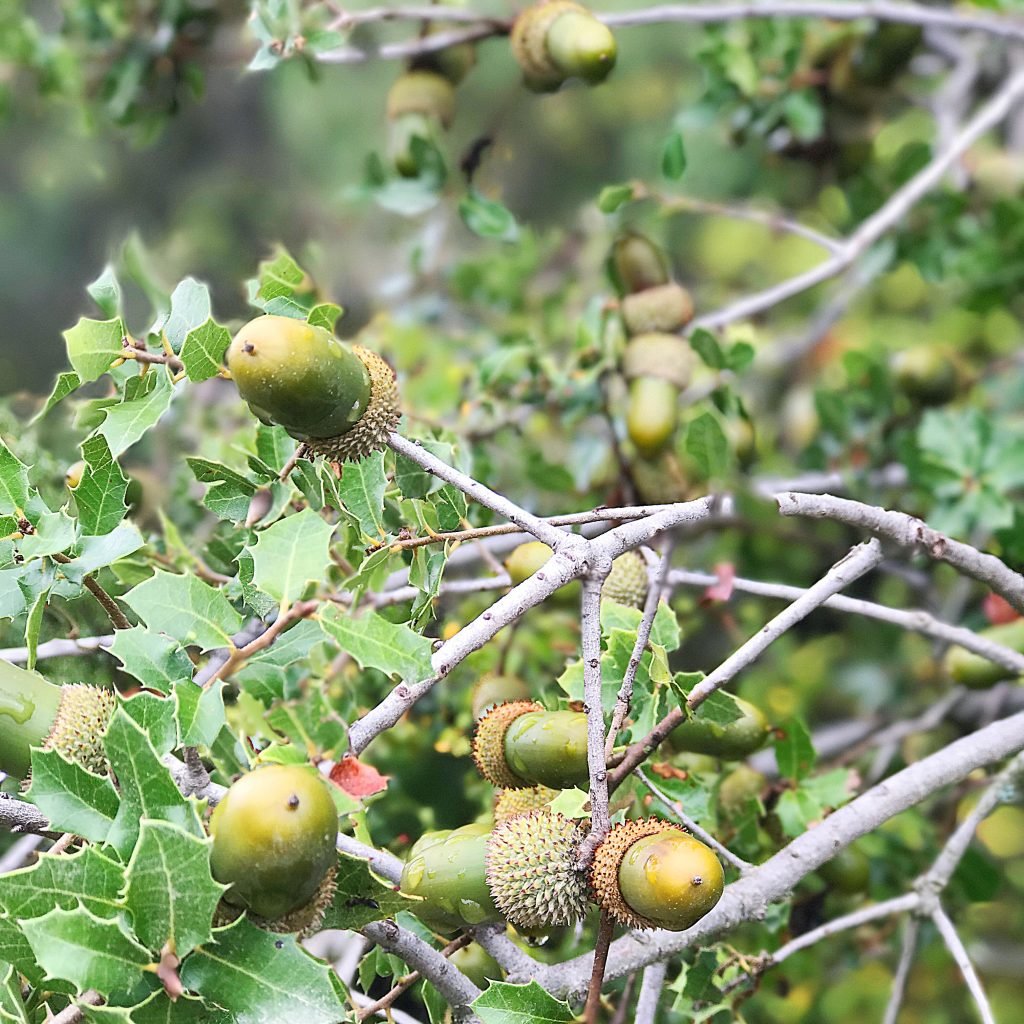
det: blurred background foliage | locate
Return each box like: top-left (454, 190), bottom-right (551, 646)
top-left (2, 1), bottom-right (1024, 1022)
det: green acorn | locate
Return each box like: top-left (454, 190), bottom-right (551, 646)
top-left (590, 820), bottom-right (724, 930)
top-left (504, 540), bottom-right (553, 585)
top-left (666, 696), bottom-right (770, 760)
top-left (818, 842), bottom-right (870, 894)
top-left (511, 0), bottom-right (616, 91)
top-left (892, 345), bottom-right (962, 406)
top-left (209, 764), bottom-right (339, 925)
top-left (473, 701), bottom-right (590, 790)
top-left (386, 69), bottom-right (457, 177)
top-left (449, 943), bottom-right (503, 988)
top-left (472, 673), bottom-right (531, 721)
top-left (485, 810), bottom-right (590, 929)
top-left (494, 785), bottom-right (558, 823)
top-left (621, 283), bottom-right (695, 336)
top-left (943, 619), bottom-right (1024, 689)
top-left (610, 233), bottom-right (670, 295)
top-left (400, 824), bottom-right (503, 932)
top-left (0, 659), bottom-right (115, 780)
top-left (602, 550), bottom-right (649, 608)
top-left (227, 315), bottom-right (400, 463)
top-left (621, 332), bottom-right (693, 458)
top-left (717, 764), bottom-right (767, 816)
top-left (630, 451), bottom-right (691, 505)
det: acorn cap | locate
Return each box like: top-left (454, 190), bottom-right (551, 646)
top-left (46, 685), bottom-right (117, 777)
top-left (485, 810), bottom-right (590, 928)
top-left (494, 785), bottom-right (558, 824)
top-left (472, 673), bottom-right (531, 721)
top-left (602, 550), bottom-right (649, 609)
top-left (301, 346), bottom-right (401, 463)
top-left (591, 820), bottom-right (724, 930)
top-left (511, 1), bottom-right (583, 83)
top-left (622, 332), bottom-right (694, 389)
top-left (621, 284), bottom-right (695, 336)
top-left (386, 70), bottom-right (457, 127)
top-left (473, 700), bottom-right (542, 789)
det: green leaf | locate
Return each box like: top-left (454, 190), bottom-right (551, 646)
top-left (97, 370), bottom-right (174, 457)
top-left (782, 89), bottom-right (824, 142)
top-left (180, 918), bottom-right (348, 1024)
top-left (87, 265), bottom-right (123, 319)
top-left (120, 693), bottom-right (178, 756)
top-left (473, 980), bottom-right (575, 1023)
top-left (338, 453), bottom-right (387, 541)
top-left (597, 183), bottom-right (634, 213)
top-left (32, 371), bottom-right (82, 422)
top-left (159, 278), bottom-right (212, 353)
top-left (319, 606), bottom-right (433, 680)
top-left (123, 820), bottom-right (226, 956)
top-left (111, 627), bottom-right (194, 694)
top-left (0, 959), bottom-right (29, 1024)
top-left (661, 131), bottom-right (687, 180)
top-left (459, 190), bottom-right (519, 242)
top-left (103, 709), bottom-right (204, 859)
top-left (21, 906), bottom-right (152, 995)
top-left (173, 680), bottom-right (226, 748)
top-left (773, 717), bottom-right (815, 781)
top-left (249, 508), bottom-right (335, 606)
top-left (689, 328), bottom-right (726, 370)
top-left (180, 319), bottom-right (231, 382)
top-left (307, 303), bottom-right (343, 331)
top-left (186, 457), bottom-right (257, 523)
top-left (685, 412), bottom-right (730, 478)
top-left (433, 484), bottom-right (467, 532)
top-left (123, 569), bottom-right (243, 652)
top-left (64, 525), bottom-right (144, 580)
top-left (83, 990), bottom-right (229, 1024)
top-left (0, 569), bottom-right (25, 620)
top-left (319, 853), bottom-right (416, 930)
top-left (693, 691), bottom-right (743, 726)
top-left (0, 441), bottom-right (30, 516)
top-left (63, 318), bottom-right (125, 383)
top-left (24, 750), bottom-right (120, 842)
top-left (75, 435), bottom-right (129, 536)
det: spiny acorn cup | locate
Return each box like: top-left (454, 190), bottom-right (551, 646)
top-left (485, 810), bottom-right (590, 929)
top-left (602, 550), bottom-right (649, 608)
top-left (622, 332), bottom-right (694, 458)
top-left (209, 764), bottom-right (339, 928)
top-left (666, 696), bottom-right (770, 760)
top-left (591, 820), bottom-right (725, 930)
top-left (511, 0), bottom-right (616, 91)
top-left (943, 618), bottom-right (1024, 689)
top-left (473, 701), bottom-right (589, 790)
top-left (400, 824), bottom-right (503, 932)
top-left (0, 659), bottom-right (115, 779)
top-left (621, 283), bottom-right (695, 336)
top-left (494, 785), bottom-right (559, 823)
top-left (610, 233), bottom-right (669, 295)
top-left (227, 314), bottom-right (400, 463)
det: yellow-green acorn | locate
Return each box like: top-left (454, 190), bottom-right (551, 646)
top-left (891, 345), bottom-right (962, 406)
top-left (610, 234), bottom-right (670, 295)
top-left (504, 540), bottom-right (554, 585)
top-left (0, 659), bottom-right (115, 780)
top-left (209, 764), bottom-right (339, 926)
top-left (386, 69), bottom-right (457, 177)
top-left (602, 550), bottom-right (649, 608)
top-left (449, 943), bottom-right (502, 988)
top-left (485, 810), bottom-right (590, 928)
top-left (666, 696), bottom-right (770, 760)
top-left (718, 764), bottom-right (766, 815)
top-left (473, 700), bottom-right (589, 790)
top-left (472, 672), bottom-right (531, 720)
top-left (511, 0), bottom-right (616, 91)
top-left (400, 824), bottom-right (503, 932)
top-left (622, 332), bottom-right (694, 458)
top-left (621, 283), bottom-right (695, 336)
top-left (227, 315), bottom-right (400, 463)
top-left (818, 842), bottom-right (871, 894)
top-left (591, 820), bottom-right (725, 930)
top-left (943, 619), bottom-right (1024, 689)
top-left (494, 785), bottom-right (559, 823)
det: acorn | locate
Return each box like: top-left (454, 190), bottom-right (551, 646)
top-left (494, 785), bottom-right (558, 823)
top-left (209, 765), bottom-right (339, 926)
top-left (227, 315), bottom-right (400, 463)
top-left (400, 824), bottom-right (503, 932)
top-left (504, 541), bottom-right (554, 585)
top-left (622, 332), bottom-right (694, 458)
top-left (386, 70), bottom-right (457, 178)
top-left (590, 820), bottom-right (724, 930)
top-left (485, 810), bottom-right (590, 929)
top-left (601, 550), bottom-right (649, 608)
top-left (0, 659), bottom-right (115, 780)
top-left (610, 233), bottom-right (670, 295)
top-left (717, 764), bottom-right (767, 816)
top-left (621, 283), bottom-right (694, 335)
top-left (891, 345), bottom-right (962, 406)
top-left (472, 673), bottom-right (531, 720)
top-left (65, 460), bottom-right (85, 490)
top-left (630, 451), bottom-right (691, 505)
top-left (818, 842), bottom-right (870, 895)
top-left (666, 696), bottom-right (770, 760)
top-left (511, 0), bottom-right (616, 91)
top-left (449, 943), bottom-right (502, 988)
top-left (473, 701), bottom-right (589, 790)
top-left (410, 33), bottom-right (477, 85)
top-left (943, 619), bottom-right (1024, 689)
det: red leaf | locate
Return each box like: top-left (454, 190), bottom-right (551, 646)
top-left (330, 756), bottom-right (389, 797)
top-left (984, 592), bottom-right (1020, 626)
top-left (702, 563), bottom-right (735, 604)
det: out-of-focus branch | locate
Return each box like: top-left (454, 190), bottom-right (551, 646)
top-left (931, 906), bottom-right (996, 1024)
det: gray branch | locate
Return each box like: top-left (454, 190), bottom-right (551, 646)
top-left (931, 906), bottom-right (996, 1024)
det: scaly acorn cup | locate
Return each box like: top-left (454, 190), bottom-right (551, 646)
top-left (400, 824), bottom-right (503, 932)
top-left (622, 332), bottom-right (694, 458)
top-left (621, 283), bottom-right (695, 336)
top-left (386, 70), bottom-right (457, 177)
top-left (209, 764), bottom-right (339, 926)
top-left (473, 701), bottom-right (590, 790)
top-left (511, 0), bottom-right (616, 91)
top-left (493, 785), bottom-right (559, 823)
top-left (227, 315), bottom-right (400, 463)
top-left (666, 696), bottom-right (771, 760)
top-left (609, 233), bottom-right (670, 295)
top-left (602, 550), bottom-right (649, 608)
top-left (0, 659), bottom-right (115, 779)
top-left (472, 672), bottom-right (531, 721)
top-left (943, 618), bottom-right (1024, 688)
top-left (485, 810), bottom-right (590, 929)
top-left (591, 820), bottom-right (725, 930)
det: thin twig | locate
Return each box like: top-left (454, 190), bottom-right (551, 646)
top-left (634, 961), bottom-right (666, 1024)
top-left (882, 917), bottom-right (920, 1024)
top-left (931, 905), bottom-right (996, 1024)
top-left (49, 992), bottom-right (103, 1024)
top-left (584, 912), bottom-right (615, 1024)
